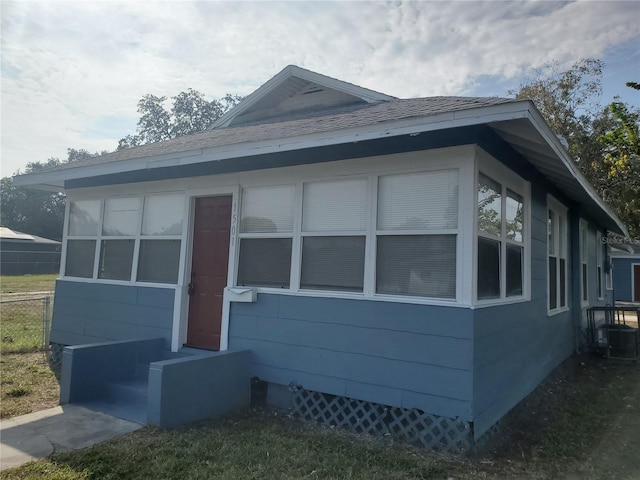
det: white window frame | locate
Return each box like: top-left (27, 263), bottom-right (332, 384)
top-left (61, 193), bottom-right (186, 287)
top-left (547, 196), bottom-right (569, 315)
top-left (474, 151), bottom-right (531, 306)
top-left (605, 246), bottom-right (613, 291)
top-left (235, 184), bottom-right (296, 289)
top-left (374, 169), bottom-right (460, 301)
top-left (233, 147), bottom-right (474, 306)
top-left (580, 219), bottom-right (589, 307)
top-left (299, 177), bottom-right (369, 294)
top-left (596, 231), bottom-right (604, 300)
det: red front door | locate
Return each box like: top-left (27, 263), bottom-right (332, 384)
top-left (634, 265), bottom-right (640, 302)
top-left (186, 196), bottom-right (232, 350)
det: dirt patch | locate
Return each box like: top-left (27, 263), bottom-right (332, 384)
top-left (0, 351), bottom-right (60, 419)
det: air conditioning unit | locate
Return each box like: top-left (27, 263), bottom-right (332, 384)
top-left (598, 324), bottom-right (639, 359)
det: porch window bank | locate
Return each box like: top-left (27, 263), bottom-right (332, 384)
top-left (237, 168), bottom-right (459, 300)
top-left (64, 194), bottom-right (184, 284)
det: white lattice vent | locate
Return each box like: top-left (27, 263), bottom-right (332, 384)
top-left (291, 388), bottom-right (472, 453)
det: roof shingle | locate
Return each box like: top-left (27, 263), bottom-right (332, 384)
top-left (46, 96), bottom-right (515, 172)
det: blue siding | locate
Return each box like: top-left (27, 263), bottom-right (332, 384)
top-left (51, 280), bottom-right (175, 346)
top-left (148, 349), bottom-right (251, 428)
top-left (613, 257), bottom-right (640, 301)
top-left (472, 183), bottom-right (574, 439)
top-left (229, 295), bottom-right (474, 421)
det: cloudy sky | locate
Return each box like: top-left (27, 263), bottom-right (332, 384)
top-left (2, 0), bottom-right (639, 177)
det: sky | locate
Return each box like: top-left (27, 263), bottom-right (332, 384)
top-left (1, 0), bottom-right (639, 178)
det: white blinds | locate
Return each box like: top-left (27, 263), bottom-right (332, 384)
top-left (377, 169), bottom-right (459, 230)
top-left (302, 178), bottom-right (367, 232)
top-left (241, 185), bottom-right (294, 233)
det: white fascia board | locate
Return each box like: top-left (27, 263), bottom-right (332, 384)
top-left (15, 102), bottom-right (533, 190)
top-left (525, 103), bottom-right (628, 236)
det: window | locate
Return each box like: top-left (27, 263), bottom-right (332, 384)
top-left (605, 249), bottom-right (613, 290)
top-left (237, 185), bottom-right (294, 288)
top-left (580, 220), bottom-right (588, 305)
top-left (137, 194), bottom-right (183, 283)
top-left (596, 231), bottom-right (604, 299)
top-left (548, 198), bottom-right (568, 313)
top-left (63, 194), bottom-right (184, 284)
top-left (300, 179), bottom-right (367, 292)
top-left (98, 197), bottom-right (140, 281)
top-left (65, 200), bottom-right (101, 278)
top-left (376, 170), bottom-right (458, 299)
top-left (476, 173), bottom-right (525, 301)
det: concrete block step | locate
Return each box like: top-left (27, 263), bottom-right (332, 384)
top-left (134, 363), bottom-right (150, 379)
top-left (81, 400), bottom-right (148, 425)
top-left (107, 378), bottom-right (148, 406)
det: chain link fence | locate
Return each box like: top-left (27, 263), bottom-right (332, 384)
top-left (0, 296), bottom-right (53, 359)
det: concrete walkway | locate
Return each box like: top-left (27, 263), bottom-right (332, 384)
top-left (0, 405), bottom-right (142, 471)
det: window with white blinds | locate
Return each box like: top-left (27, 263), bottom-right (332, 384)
top-left (237, 185), bottom-right (294, 288)
top-left (300, 179), bottom-right (367, 292)
top-left (64, 194), bottom-right (185, 284)
top-left (376, 170), bottom-right (459, 299)
top-left (377, 170), bottom-right (459, 230)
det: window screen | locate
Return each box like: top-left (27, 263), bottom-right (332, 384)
top-left (301, 236), bottom-right (365, 292)
top-left (237, 238), bottom-right (292, 288)
top-left (477, 237), bottom-right (500, 300)
top-left (99, 239), bottom-right (134, 280)
top-left (376, 235), bottom-right (456, 298)
top-left (137, 239), bottom-right (181, 283)
top-left (65, 240), bottom-right (96, 278)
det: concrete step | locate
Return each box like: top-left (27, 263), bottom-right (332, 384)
top-left (81, 399), bottom-right (148, 425)
top-left (135, 363), bottom-right (150, 379)
top-left (107, 378), bottom-right (148, 406)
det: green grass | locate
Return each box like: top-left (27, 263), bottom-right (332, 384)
top-left (4, 411), bottom-right (445, 480)
top-left (0, 274), bottom-right (55, 353)
top-left (0, 300), bottom-right (49, 353)
top-left (0, 274), bottom-right (58, 295)
top-left (0, 351), bottom-right (60, 419)
top-left (2, 359), bottom-right (638, 480)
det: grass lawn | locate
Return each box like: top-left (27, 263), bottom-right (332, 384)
top-left (0, 274), bottom-right (58, 295)
top-left (0, 352), bottom-right (60, 419)
top-left (0, 299), bottom-right (51, 353)
top-left (0, 274), bottom-right (60, 419)
top-left (2, 356), bottom-right (639, 480)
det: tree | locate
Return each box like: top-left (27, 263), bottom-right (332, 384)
top-left (118, 90), bottom-right (242, 149)
top-left (511, 59), bottom-right (639, 238)
top-left (1, 149), bottom-right (105, 241)
top-left (597, 82), bottom-right (640, 238)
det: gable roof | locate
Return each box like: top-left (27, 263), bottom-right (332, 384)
top-left (13, 66), bottom-right (627, 236)
top-left (210, 65), bottom-right (396, 128)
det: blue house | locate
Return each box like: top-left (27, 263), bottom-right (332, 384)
top-left (14, 66), bottom-right (627, 451)
top-left (611, 244), bottom-right (640, 303)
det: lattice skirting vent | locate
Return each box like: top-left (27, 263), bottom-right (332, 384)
top-left (291, 387), bottom-right (473, 453)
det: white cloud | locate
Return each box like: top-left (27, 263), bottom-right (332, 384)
top-left (1, 0), bottom-right (639, 177)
